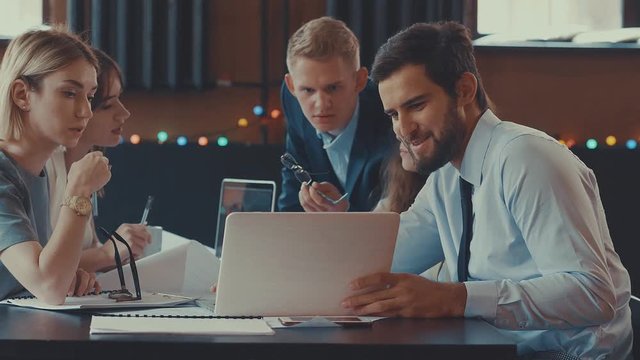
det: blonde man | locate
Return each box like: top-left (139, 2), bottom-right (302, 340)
top-left (278, 17), bottom-right (394, 212)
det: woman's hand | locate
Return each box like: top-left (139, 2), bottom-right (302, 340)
top-left (66, 151), bottom-right (111, 197)
top-left (67, 268), bottom-right (101, 297)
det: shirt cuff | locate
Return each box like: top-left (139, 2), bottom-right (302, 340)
top-left (463, 280), bottom-right (499, 319)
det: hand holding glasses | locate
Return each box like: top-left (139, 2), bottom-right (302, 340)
top-left (98, 227), bottom-right (142, 302)
top-left (280, 153), bottom-right (349, 205)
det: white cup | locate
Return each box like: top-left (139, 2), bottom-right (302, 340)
top-left (143, 225), bottom-right (163, 258)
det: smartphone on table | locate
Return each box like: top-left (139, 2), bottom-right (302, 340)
top-left (278, 316), bottom-right (372, 327)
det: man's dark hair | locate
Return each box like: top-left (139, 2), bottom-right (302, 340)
top-left (372, 22), bottom-right (488, 111)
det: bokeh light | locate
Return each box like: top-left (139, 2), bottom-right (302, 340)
top-left (270, 109), bottom-right (282, 119)
top-left (253, 105), bottom-right (265, 116)
top-left (217, 136), bottom-right (229, 147)
top-left (157, 131), bottom-right (169, 144)
top-left (237, 118), bottom-right (249, 128)
top-left (130, 134), bottom-right (141, 144)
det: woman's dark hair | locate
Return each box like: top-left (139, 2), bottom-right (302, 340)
top-left (89, 48), bottom-right (123, 197)
top-left (381, 153), bottom-right (429, 213)
top-left (91, 47), bottom-right (123, 111)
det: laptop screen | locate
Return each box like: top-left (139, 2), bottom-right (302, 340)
top-left (214, 179), bottom-right (275, 257)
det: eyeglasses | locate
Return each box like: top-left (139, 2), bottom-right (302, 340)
top-left (280, 153), bottom-right (349, 205)
top-left (98, 227), bottom-right (142, 302)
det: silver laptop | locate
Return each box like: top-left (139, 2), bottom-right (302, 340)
top-left (214, 178), bottom-right (276, 258)
top-left (214, 212), bottom-right (399, 316)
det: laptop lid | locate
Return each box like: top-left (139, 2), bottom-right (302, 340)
top-left (214, 212), bottom-right (399, 316)
top-left (214, 178), bottom-right (276, 258)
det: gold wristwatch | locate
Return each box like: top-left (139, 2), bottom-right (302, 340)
top-left (61, 195), bottom-right (92, 216)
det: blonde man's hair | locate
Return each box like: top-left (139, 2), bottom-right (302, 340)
top-left (286, 16), bottom-right (360, 71)
top-left (0, 25), bottom-right (98, 141)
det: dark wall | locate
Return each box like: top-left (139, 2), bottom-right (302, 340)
top-left (95, 143), bottom-right (284, 249)
top-left (573, 149), bottom-right (640, 295)
top-left (96, 144), bottom-right (640, 295)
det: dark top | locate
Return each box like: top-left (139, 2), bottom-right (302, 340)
top-left (278, 79), bottom-right (395, 212)
top-left (0, 150), bottom-right (50, 299)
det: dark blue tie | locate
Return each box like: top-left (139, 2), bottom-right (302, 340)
top-left (458, 177), bottom-right (473, 282)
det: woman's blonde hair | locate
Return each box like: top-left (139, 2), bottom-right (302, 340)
top-left (0, 25), bottom-right (98, 141)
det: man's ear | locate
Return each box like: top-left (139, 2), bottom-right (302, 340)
top-left (11, 79), bottom-right (31, 111)
top-left (456, 72), bottom-right (477, 107)
top-left (355, 67), bottom-right (368, 93)
top-left (284, 74), bottom-right (296, 97)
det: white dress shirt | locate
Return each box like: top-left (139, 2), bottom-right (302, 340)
top-left (392, 110), bottom-right (632, 359)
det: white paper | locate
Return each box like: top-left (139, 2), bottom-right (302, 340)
top-left (0, 291), bottom-right (193, 311)
top-left (90, 315), bottom-right (274, 335)
top-left (98, 305), bottom-right (215, 317)
top-left (97, 230), bottom-right (219, 298)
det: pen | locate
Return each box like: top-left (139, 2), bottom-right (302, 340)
top-left (140, 195), bottom-right (154, 224)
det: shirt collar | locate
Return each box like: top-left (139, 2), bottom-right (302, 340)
top-left (459, 109), bottom-right (501, 187)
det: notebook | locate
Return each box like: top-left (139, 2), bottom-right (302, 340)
top-left (90, 309), bottom-right (274, 335)
top-left (214, 212), bottom-right (399, 316)
top-left (214, 178), bottom-right (276, 258)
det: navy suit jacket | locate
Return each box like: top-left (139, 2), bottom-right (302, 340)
top-left (278, 79), bottom-right (395, 212)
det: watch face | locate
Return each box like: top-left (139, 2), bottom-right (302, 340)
top-left (74, 197), bottom-right (92, 215)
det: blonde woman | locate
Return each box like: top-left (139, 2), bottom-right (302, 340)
top-left (0, 27), bottom-right (111, 304)
top-left (47, 48), bottom-right (150, 273)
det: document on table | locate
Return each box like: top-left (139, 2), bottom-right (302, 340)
top-left (97, 230), bottom-right (219, 298)
top-left (0, 291), bottom-right (193, 311)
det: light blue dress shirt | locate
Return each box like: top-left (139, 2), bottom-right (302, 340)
top-left (317, 102), bottom-right (360, 190)
top-left (392, 110), bottom-right (632, 359)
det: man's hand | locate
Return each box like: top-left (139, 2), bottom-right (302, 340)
top-left (67, 268), bottom-right (101, 296)
top-left (341, 272), bottom-right (467, 318)
top-left (299, 181), bottom-right (349, 212)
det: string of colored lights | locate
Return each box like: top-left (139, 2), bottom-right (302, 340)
top-left (558, 136), bottom-right (638, 150)
top-left (126, 105), bottom-right (282, 147)
top-left (123, 104), bottom-right (638, 150)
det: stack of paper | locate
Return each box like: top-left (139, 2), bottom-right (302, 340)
top-left (0, 291), bottom-right (193, 310)
top-left (572, 27), bottom-right (640, 43)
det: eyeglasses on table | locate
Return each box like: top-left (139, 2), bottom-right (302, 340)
top-left (98, 227), bottom-right (142, 302)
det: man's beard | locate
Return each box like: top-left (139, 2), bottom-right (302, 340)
top-left (414, 103), bottom-right (467, 176)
